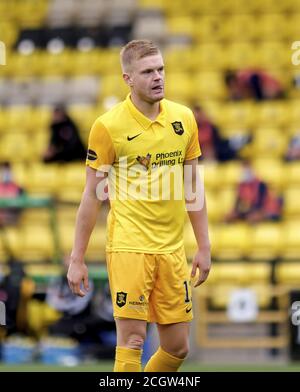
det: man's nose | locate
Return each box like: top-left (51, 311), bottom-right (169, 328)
top-left (153, 70), bottom-right (162, 80)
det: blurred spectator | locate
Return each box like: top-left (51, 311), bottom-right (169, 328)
top-left (225, 69), bottom-right (284, 101)
top-left (46, 258), bottom-right (115, 358)
top-left (43, 106), bottom-right (86, 163)
top-left (225, 160), bottom-right (283, 223)
top-left (285, 133), bottom-right (300, 161)
top-left (0, 260), bottom-right (35, 336)
top-left (0, 162), bottom-right (25, 226)
top-left (46, 257), bottom-right (94, 340)
top-left (193, 105), bottom-right (236, 162)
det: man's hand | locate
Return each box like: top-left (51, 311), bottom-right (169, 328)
top-left (191, 247), bottom-right (211, 287)
top-left (67, 259), bottom-right (89, 297)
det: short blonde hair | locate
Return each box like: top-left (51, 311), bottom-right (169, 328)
top-left (120, 40), bottom-right (160, 73)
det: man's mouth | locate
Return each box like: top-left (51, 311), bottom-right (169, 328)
top-left (152, 85), bottom-right (163, 91)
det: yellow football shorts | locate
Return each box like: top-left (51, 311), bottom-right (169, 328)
top-left (106, 246), bottom-right (193, 324)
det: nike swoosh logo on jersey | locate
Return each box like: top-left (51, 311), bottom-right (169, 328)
top-left (186, 307), bottom-right (192, 313)
top-left (127, 133), bottom-right (142, 141)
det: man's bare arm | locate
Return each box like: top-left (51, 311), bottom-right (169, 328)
top-left (67, 166), bottom-right (106, 296)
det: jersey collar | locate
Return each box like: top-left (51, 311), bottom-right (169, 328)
top-left (126, 94), bottom-right (166, 129)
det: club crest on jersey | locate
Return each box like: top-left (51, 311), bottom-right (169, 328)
top-left (116, 292), bottom-right (127, 308)
top-left (171, 121), bottom-right (184, 135)
top-left (136, 153), bottom-right (151, 170)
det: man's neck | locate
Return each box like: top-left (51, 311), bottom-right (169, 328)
top-left (130, 93), bottom-right (160, 121)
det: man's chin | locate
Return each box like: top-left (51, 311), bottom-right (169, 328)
top-left (151, 91), bottom-right (164, 102)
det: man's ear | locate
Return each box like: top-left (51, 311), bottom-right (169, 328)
top-left (123, 73), bottom-right (133, 87)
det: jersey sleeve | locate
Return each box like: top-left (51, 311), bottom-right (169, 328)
top-left (86, 119), bottom-right (115, 171)
top-left (185, 111), bottom-right (202, 161)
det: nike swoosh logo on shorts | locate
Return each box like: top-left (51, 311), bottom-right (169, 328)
top-left (186, 307), bottom-right (192, 313)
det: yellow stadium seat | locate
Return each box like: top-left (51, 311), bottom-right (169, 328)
top-left (259, 14), bottom-right (288, 40)
top-left (59, 163), bottom-right (86, 194)
top-left (219, 126), bottom-right (250, 141)
top-left (283, 187), bottom-right (300, 217)
top-left (205, 190), bottom-right (222, 223)
top-left (20, 208), bottom-right (51, 226)
top-left (163, 0), bottom-right (196, 15)
top-left (251, 129), bottom-right (288, 159)
top-left (286, 162), bottom-right (300, 187)
top-left (164, 73), bottom-right (193, 102)
top-left (9, 162), bottom-right (27, 188)
top-left (289, 99), bottom-right (300, 125)
top-left (85, 224), bottom-right (106, 262)
top-left (260, 0), bottom-right (296, 13)
top-left (27, 300), bottom-right (61, 336)
top-left (17, 225), bottom-right (54, 262)
top-left (199, 101), bottom-right (222, 124)
top-left (255, 101), bottom-right (290, 127)
top-left (221, 102), bottom-right (255, 129)
top-left (30, 107), bottom-right (52, 131)
top-left (57, 189), bottom-right (83, 203)
top-left (100, 49), bottom-right (122, 75)
top-left (207, 262), bottom-right (271, 285)
top-left (222, 15), bottom-right (258, 42)
top-left (38, 51), bottom-right (73, 77)
top-left (15, 0), bottom-right (49, 28)
top-left (276, 261), bottom-right (300, 286)
top-left (225, 42), bottom-right (258, 70)
top-left (138, 0), bottom-right (166, 9)
top-left (286, 12), bottom-right (300, 41)
top-left (249, 223), bottom-right (283, 260)
top-left (0, 227), bottom-right (20, 262)
top-left (6, 52), bottom-right (42, 78)
top-left (252, 159), bottom-right (285, 190)
top-left (100, 74), bottom-right (129, 100)
top-left (25, 163), bottom-right (60, 195)
top-left (0, 110), bottom-right (4, 133)
top-left (57, 206), bottom-right (78, 224)
top-left (216, 187), bottom-right (236, 220)
top-left (0, 133), bottom-right (32, 162)
top-left (213, 223), bottom-right (250, 260)
top-left (193, 16), bottom-right (224, 43)
top-left (202, 162), bottom-right (220, 191)
top-left (192, 43), bottom-right (224, 71)
top-left (281, 221), bottom-right (300, 259)
top-left (192, 0), bottom-right (234, 14)
top-left (207, 262), bottom-right (272, 308)
top-left (58, 222), bottom-right (74, 256)
top-left (0, 21), bottom-right (18, 50)
top-left (208, 284), bottom-right (273, 309)
top-left (167, 16), bottom-right (194, 36)
top-left (70, 50), bottom-right (107, 76)
top-left (1, 106), bottom-right (33, 132)
top-left (163, 47), bottom-right (194, 73)
top-left (256, 42), bottom-right (289, 69)
top-left (194, 72), bottom-right (226, 100)
top-left (33, 131), bottom-right (49, 157)
top-left (68, 105), bottom-right (102, 134)
top-left (218, 162), bottom-right (243, 188)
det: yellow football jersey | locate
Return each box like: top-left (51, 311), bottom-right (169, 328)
top-left (86, 94), bottom-right (201, 253)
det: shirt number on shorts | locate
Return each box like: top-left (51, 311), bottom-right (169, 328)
top-left (183, 281), bottom-right (190, 303)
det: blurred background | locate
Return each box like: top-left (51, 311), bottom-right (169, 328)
top-left (1, 0), bottom-right (300, 371)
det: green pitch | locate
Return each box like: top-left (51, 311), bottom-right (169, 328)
top-left (0, 362), bottom-right (299, 372)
